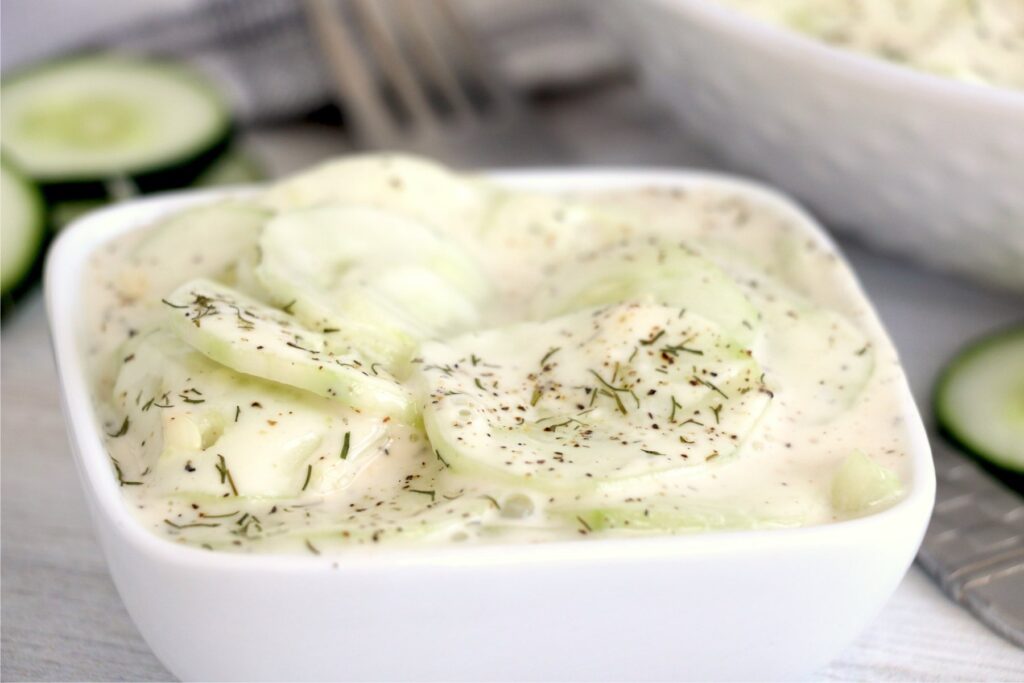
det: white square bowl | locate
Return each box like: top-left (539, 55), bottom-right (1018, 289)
top-left (46, 169), bottom-right (935, 681)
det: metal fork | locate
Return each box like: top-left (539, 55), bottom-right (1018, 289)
top-left (302, 0), bottom-right (563, 164)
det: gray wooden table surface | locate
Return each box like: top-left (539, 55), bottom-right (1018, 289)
top-left (3, 86), bottom-right (1023, 681)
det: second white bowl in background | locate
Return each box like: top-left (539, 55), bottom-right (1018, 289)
top-left (600, 0), bottom-right (1024, 291)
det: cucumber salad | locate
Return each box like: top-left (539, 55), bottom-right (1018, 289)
top-left (719, 0), bottom-right (1024, 91)
top-left (84, 155), bottom-right (911, 554)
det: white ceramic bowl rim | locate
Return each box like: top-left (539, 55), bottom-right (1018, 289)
top-left (655, 0), bottom-right (1024, 108)
top-left (45, 168), bottom-right (935, 574)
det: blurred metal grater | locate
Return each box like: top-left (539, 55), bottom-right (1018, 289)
top-left (918, 434), bottom-right (1024, 647)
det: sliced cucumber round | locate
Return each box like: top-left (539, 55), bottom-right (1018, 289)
top-left (564, 500), bottom-right (804, 535)
top-left (260, 153), bottom-right (490, 237)
top-left (541, 242), bottom-right (761, 347)
top-left (150, 436), bottom-right (496, 549)
top-left (299, 492), bottom-right (494, 547)
top-left (481, 192), bottom-right (624, 261)
top-left (683, 239), bottom-right (875, 424)
top-left (167, 488), bottom-right (495, 551)
top-left (162, 278), bottom-right (416, 422)
top-left (131, 202), bottom-right (268, 301)
top-left (1, 158), bottom-right (46, 300)
top-left (418, 303), bottom-right (774, 492)
top-left (2, 55), bottom-right (231, 200)
top-left (830, 451), bottom-right (903, 516)
top-left (256, 204), bottom-right (490, 373)
top-left (935, 325), bottom-right (1024, 476)
top-left (112, 329), bottom-right (390, 499)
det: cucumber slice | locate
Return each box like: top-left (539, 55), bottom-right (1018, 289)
top-left (163, 278), bottom-right (415, 421)
top-left (418, 303), bottom-right (774, 492)
top-left (260, 153), bottom-right (489, 237)
top-left (565, 500), bottom-right (804, 535)
top-left (683, 239), bottom-right (875, 423)
top-left (481, 193), bottom-right (624, 262)
top-left (296, 492), bottom-right (494, 547)
top-left (542, 242), bottom-right (761, 347)
top-left (166, 488), bottom-right (494, 551)
top-left (2, 55), bottom-right (231, 200)
top-left (112, 329), bottom-right (389, 499)
top-left (1, 158), bottom-right (46, 300)
top-left (146, 430), bottom-right (495, 550)
top-left (129, 202), bottom-right (268, 301)
top-left (256, 204), bottom-right (489, 372)
top-left (830, 451), bottom-right (903, 516)
top-left (935, 325), bottom-right (1024, 475)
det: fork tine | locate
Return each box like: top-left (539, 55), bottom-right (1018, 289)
top-left (393, 0), bottom-right (477, 122)
top-left (351, 0), bottom-right (440, 137)
top-left (302, 0), bottom-right (397, 147)
top-left (306, 0), bottom-right (548, 159)
top-left (431, 0), bottom-right (521, 118)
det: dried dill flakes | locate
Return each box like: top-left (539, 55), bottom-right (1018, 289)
top-left (695, 376), bottom-right (729, 399)
top-left (639, 330), bottom-right (665, 346)
top-left (540, 347), bottom-right (561, 366)
top-left (435, 449), bottom-right (450, 468)
top-left (200, 510), bottom-right (240, 519)
top-left (340, 431), bottom-right (351, 459)
top-left (164, 519), bottom-right (219, 530)
top-left (111, 458), bottom-right (141, 487)
top-left (668, 396), bottom-right (683, 423)
top-left (661, 340), bottom-right (703, 357)
top-left (106, 416), bottom-right (130, 438)
top-left (215, 454), bottom-right (239, 496)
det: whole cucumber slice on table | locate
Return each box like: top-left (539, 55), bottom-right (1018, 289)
top-left (1, 158), bottom-right (46, 306)
top-left (1, 55), bottom-right (232, 202)
top-left (935, 325), bottom-right (1024, 483)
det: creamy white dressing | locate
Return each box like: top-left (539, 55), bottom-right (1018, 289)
top-left (83, 155), bottom-right (912, 554)
top-left (720, 0), bottom-right (1024, 90)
